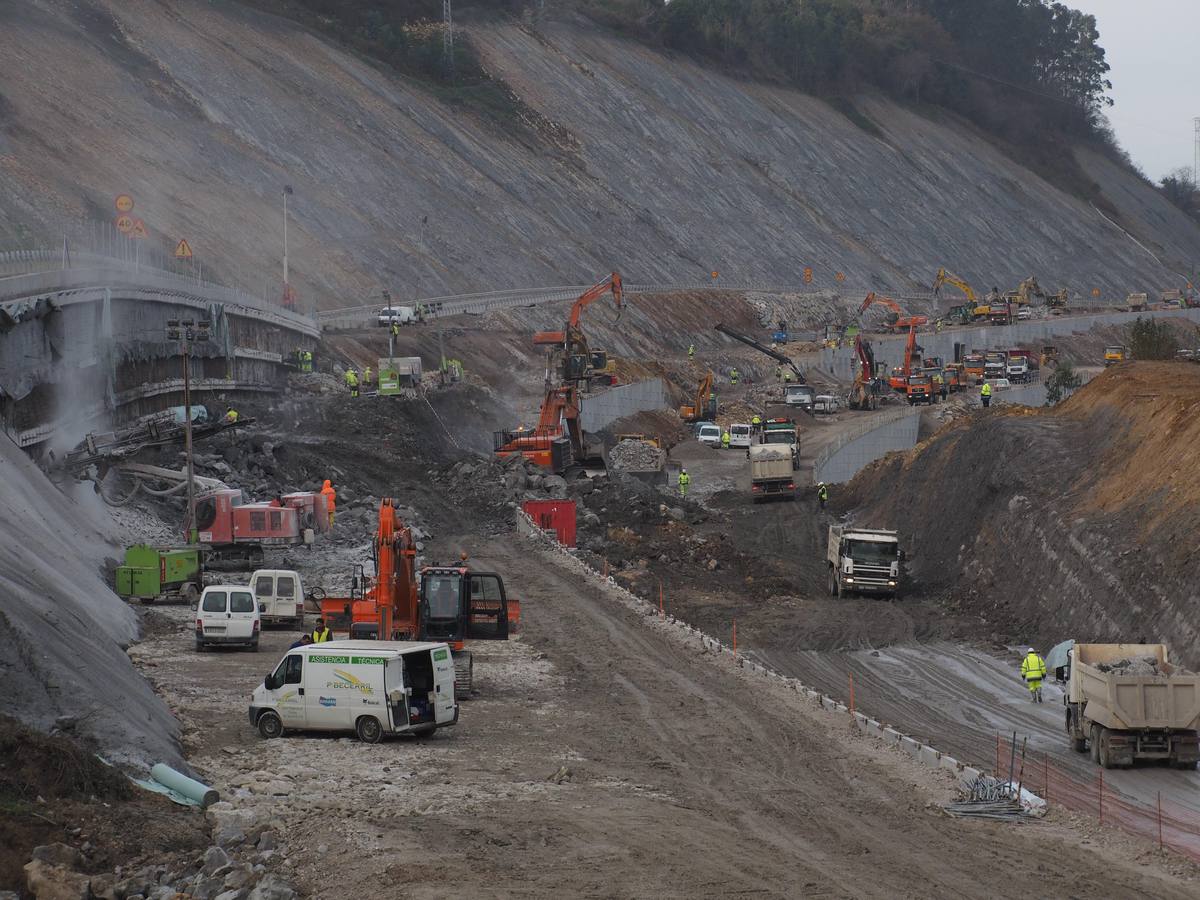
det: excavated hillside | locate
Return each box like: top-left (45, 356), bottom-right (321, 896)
top-left (0, 2), bottom-right (1198, 304)
top-left (841, 363), bottom-right (1200, 667)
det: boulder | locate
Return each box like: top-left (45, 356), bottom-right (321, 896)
top-left (23, 861), bottom-right (90, 900)
top-left (202, 847), bottom-right (232, 876)
top-left (29, 845), bottom-right (83, 870)
top-left (542, 475), bottom-right (568, 498)
top-left (247, 876), bottom-right (296, 900)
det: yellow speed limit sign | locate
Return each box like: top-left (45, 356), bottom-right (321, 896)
top-left (115, 194), bottom-right (134, 213)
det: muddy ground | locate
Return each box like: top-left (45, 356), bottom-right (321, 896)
top-left (124, 534), bottom-right (1199, 899)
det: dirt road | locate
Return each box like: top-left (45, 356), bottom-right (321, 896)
top-left (135, 535), bottom-right (1199, 898)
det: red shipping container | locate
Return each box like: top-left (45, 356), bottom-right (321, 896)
top-left (522, 499), bottom-right (577, 547)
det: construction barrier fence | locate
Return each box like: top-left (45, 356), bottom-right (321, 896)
top-left (994, 733), bottom-right (1200, 861)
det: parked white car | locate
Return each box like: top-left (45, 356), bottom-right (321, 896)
top-left (728, 423), bottom-right (752, 449)
top-left (378, 306), bottom-right (416, 326)
top-left (249, 641), bottom-right (458, 742)
top-left (696, 423), bottom-right (722, 447)
top-left (196, 585), bottom-right (261, 651)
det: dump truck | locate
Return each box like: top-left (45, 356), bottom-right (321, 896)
top-left (1064, 643), bottom-right (1200, 769)
top-left (760, 418), bottom-right (799, 470)
top-left (1103, 345), bottom-right (1127, 366)
top-left (749, 444), bottom-right (796, 503)
top-left (826, 526), bottom-right (903, 598)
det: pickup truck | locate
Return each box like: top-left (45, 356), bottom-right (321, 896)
top-left (749, 445), bottom-right (796, 503)
top-left (1065, 643), bottom-right (1200, 769)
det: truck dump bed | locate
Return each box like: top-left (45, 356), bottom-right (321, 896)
top-left (1072, 643), bottom-right (1200, 731)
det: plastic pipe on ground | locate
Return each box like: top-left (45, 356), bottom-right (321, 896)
top-left (150, 763), bottom-right (219, 807)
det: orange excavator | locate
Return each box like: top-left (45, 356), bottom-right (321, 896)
top-left (887, 323), bottom-right (927, 395)
top-left (320, 498), bottom-right (519, 692)
top-left (848, 335), bottom-right (879, 411)
top-left (493, 383), bottom-right (589, 472)
top-left (533, 272), bottom-right (624, 386)
top-left (679, 370), bottom-right (717, 423)
top-left (859, 292), bottom-right (928, 333)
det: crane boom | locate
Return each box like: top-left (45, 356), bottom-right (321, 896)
top-left (713, 323), bottom-right (805, 383)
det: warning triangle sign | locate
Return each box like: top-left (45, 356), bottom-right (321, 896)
top-left (130, 219), bottom-right (149, 239)
top-left (174, 239), bottom-right (193, 259)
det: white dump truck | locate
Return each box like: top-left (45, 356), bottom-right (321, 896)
top-left (1064, 643), bottom-right (1200, 769)
top-left (749, 444), bottom-right (796, 503)
top-left (250, 641), bottom-right (458, 742)
top-left (826, 525), bottom-right (903, 598)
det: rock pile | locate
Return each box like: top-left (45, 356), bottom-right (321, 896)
top-left (22, 830), bottom-right (297, 900)
top-left (1095, 655), bottom-right (1162, 676)
top-left (608, 439), bottom-right (664, 472)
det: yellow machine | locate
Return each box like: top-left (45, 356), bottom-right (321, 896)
top-left (1103, 345), bottom-right (1127, 366)
top-left (933, 268), bottom-right (988, 317)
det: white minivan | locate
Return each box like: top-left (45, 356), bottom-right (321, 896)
top-left (251, 569), bottom-right (305, 627)
top-left (249, 641), bottom-right (458, 742)
top-left (728, 423), bottom-right (752, 449)
top-left (696, 423), bottom-right (722, 447)
top-left (195, 586), bottom-right (261, 651)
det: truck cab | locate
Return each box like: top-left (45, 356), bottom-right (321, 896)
top-left (905, 374), bottom-right (933, 405)
top-left (827, 526), bottom-right (902, 598)
top-left (417, 566), bottom-right (519, 693)
top-left (784, 384), bottom-right (816, 411)
top-left (1104, 345), bottom-right (1127, 366)
top-left (760, 418), bottom-right (799, 469)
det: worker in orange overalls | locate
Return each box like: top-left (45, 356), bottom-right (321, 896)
top-left (320, 479), bottom-right (336, 529)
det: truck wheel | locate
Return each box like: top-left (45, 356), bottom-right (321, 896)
top-left (355, 715), bottom-right (383, 744)
top-left (1097, 728), bottom-right (1115, 769)
top-left (1071, 735), bottom-right (1087, 753)
top-left (827, 569), bottom-right (837, 597)
top-left (257, 711), bottom-right (283, 739)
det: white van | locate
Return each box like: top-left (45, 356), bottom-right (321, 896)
top-left (378, 306), bottom-right (416, 326)
top-left (696, 423), bottom-right (722, 447)
top-left (251, 569), bottom-right (305, 627)
top-left (249, 641), bottom-right (458, 742)
top-left (195, 586), bottom-right (261, 651)
top-left (728, 423), bottom-right (752, 449)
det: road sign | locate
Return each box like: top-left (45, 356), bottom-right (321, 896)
top-left (835, 271), bottom-right (845, 282)
top-left (803, 267), bottom-right (813, 284)
top-left (174, 239), bottom-right (193, 259)
top-left (711, 271), bottom-right (719, 279)
top-left (115, 194), bottom-right (134, 213)
top-left (115, 215), bottom-right (134, 234)
top-left (130, 219), bottom-right (149, 239)
top-left (1091, 288), bottom-right (1101, 297)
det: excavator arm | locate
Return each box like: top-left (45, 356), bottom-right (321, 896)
top-left (933, 267), bottom-right (977, 303)
top-left (533, 272), bottom-right (624, 348)
top-left (713, 323), bottom-right (805, 383)
top-left (859, 292), bottom-right (927, 332)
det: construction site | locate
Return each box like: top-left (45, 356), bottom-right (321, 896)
top-left (4, 2), bottom-right (1200, 899)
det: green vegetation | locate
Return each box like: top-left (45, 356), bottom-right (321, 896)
top-left (1044, 361), bottom-right (1082, 405)
top-left (1160, 168), bottom-right (1200, 223)
top-left (1129, 317), bottom-right (1180, 361)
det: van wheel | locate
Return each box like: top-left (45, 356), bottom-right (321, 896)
top-left (257, 711), bottom-right (283, 739)
top-left (356, 716), bottom-right (383, 744)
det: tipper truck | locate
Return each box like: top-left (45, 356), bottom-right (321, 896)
top-left (749, 445), bottom-right (796, 503)
top-left (1065, 643), bottom-right (1200, 770)
top-left (826, 526), bottom-right (903, 598)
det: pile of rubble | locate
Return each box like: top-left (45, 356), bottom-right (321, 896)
top-left (608, 439), bottom-right (665, 472)
top-left (22, 828), bottom-right (296, 900)
top-left (1096, 655), bottom-right (1162, 676)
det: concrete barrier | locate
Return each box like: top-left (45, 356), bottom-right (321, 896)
top-left (814, 410), bottom-right (920, 484)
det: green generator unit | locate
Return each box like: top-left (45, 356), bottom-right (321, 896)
top-left (115, 544), bottom-right (202, 602)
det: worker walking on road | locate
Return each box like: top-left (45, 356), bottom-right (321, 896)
top-left (320, 479), bottom-right (336, 529)
top-left (344, 368), bottom-right (360, 398)
top-left (729, 368), bottom-right (740, 386)
top-left (817, 482), bottom-right (829, 510)
top-left (721, 430), bottom-right (731, 450)
top-left (677, 468), bottom-right (690, 498)
top-left (981, 381), bottom-right (993, 408)
top-left (1020, 647), bottom-right (1047, 703)
top-left (751, 414), bottom-right (762, 434)
top-left (311, 619), bottom-right (332, 644)
top-left (688, 343), bottom-right (695, 360)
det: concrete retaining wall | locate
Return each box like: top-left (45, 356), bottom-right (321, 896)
top-left (818, 308), bottom-right (1200, 379)
top-left (580, 378), bottom-right (668, 432)
top-left (814, 410), bottom-right (921, 484)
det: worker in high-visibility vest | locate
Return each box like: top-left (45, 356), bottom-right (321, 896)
top-left (729, 368), bottom-right (740, 385)
top-left (817, 482), bottom-right (829, 509)
top-left (363, 365), bottom-right (372, 386)
top-left (751, 414), bottom-right (762, 433)
top-left (223, 406), bottom-right (239, 424)
top-left (1020, 648), bottom-right (1047, 703)
top-left (687, 344), bottom-right (695, 359)
top-left (721, 430), bottom-right (731, 450)
top-left (981, 381), bottom-right (993, 408)
top-left (344, 368), bottom-right (359, 398)
top-left (677, 468), bottom-right (690, 497)
top-left (311, 619), bottom-right (333, 643)
top-left (321, 479), bottom-right (336, 529)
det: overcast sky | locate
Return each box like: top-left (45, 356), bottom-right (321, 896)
top-left (1071, 0), bottom-right (1198, 182)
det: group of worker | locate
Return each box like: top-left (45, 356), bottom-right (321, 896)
top-left (294, 349), bottom-right (314, 373)
top-left (775, 365), bottom-right (795, 383)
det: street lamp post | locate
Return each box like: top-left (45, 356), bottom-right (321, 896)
top-left (282, 185), bottom-right (294, 309)
top-left (167, 318), bottom-right (211, 543)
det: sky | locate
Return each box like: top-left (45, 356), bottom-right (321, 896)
top-left (1071, 0), bottom-right (1199, 182)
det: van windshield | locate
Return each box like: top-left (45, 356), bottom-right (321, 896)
top-left (230, 591), bottom-right (255, 613)
top-left (202, 591), bottom-right (227, 612)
